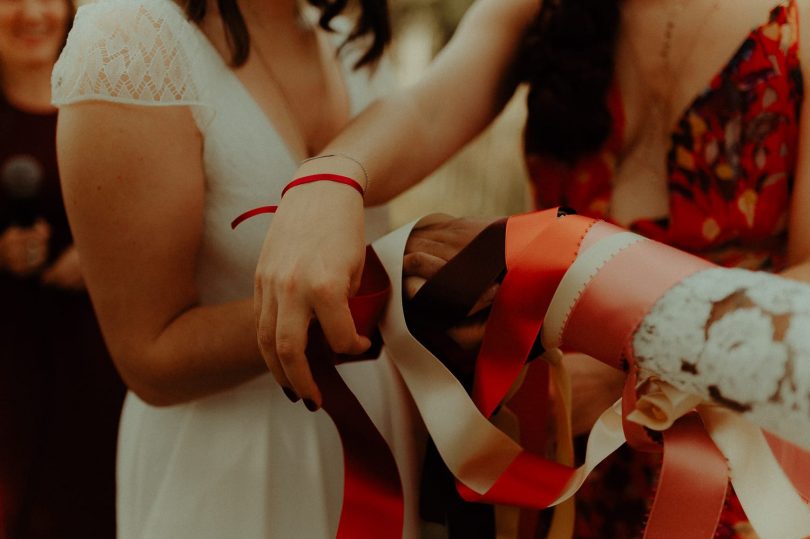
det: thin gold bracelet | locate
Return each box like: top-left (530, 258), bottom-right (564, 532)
top-left (300, 153), bottom-right (370, 192)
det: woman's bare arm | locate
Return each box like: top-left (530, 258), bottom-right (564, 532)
top-left (337, 0), bottom-right (540, 204)
top-left (58, 103), bottom-right (265, 406)
top-left (255, 0), bottom-right (542, 406)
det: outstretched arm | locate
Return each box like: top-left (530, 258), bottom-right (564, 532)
top-left (255, 0), bottom-right (542, 407)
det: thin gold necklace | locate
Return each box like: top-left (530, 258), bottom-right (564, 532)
top-left (660, 0), bottom-right (688, 76)
top-left (624, 0), bottom-right (720, 133)
top-left (618, 0), bottom-right (720, 211)
top-left (247, 11), bottom-right (322, 158)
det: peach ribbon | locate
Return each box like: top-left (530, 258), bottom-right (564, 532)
top-left (549, 224), bottom-right (810, 539)
top-left (373, 215), bottom-right (810, 539)
top-left (373, 219), bottom-right (626, 508)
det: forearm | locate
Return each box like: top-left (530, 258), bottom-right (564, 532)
top-left (113, 298), bottom-right (266, 406)
top-left (307, 0), bottom-right (534, 204)
top-left (322, 80), bottom-right (514, 205)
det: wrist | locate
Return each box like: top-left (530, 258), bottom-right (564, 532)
top-left (231, 171), bottom-right (365, 229)
top-left (298, 153), bottom-right (369, 192)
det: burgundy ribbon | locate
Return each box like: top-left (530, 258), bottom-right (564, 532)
top-left (230, 174), bottom-right (365, 230)
top-left (234, 207), bottom-right (810, 538)
top-left (303, 248), bottom-right (404, 539)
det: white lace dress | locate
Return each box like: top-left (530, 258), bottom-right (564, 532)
top-left (634, 268), bottom-right (810, 449)
top-left (51, 1), bottom-right (423, 537)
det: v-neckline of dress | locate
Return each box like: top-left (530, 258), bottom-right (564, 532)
top-left (182, 2), bottom-right (355, 164)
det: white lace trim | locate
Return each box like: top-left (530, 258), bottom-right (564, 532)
top-left (633, 268), bottom-right (810, 448)
top-left (52, 0), bottom-right (208, 109)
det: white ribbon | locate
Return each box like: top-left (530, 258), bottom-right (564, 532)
top-left (630, 380), bottom-right (810, 539)
top-left (372, 221), bottom-right (810, 538)
top-left (373, 224), bottom-right (625, 503)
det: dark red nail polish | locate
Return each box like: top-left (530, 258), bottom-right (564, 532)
top-left (282, 387), bottom-right (300, 403)
top-left (303, 398), bottom-right (319, 412)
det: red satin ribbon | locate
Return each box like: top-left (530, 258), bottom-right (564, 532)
top-left (298, 248), bottom-right (404, 539)
top-left (230, 205), bottom-right (277, 229)
top-left (234, 207), bottom-right (810, 538)
top-left (560, 231), bottom-right (731, 537)
top-left (230, 174), bottom-right (365, 230)
top-left (473, 213), bottom-right (596, 417)
top-left (766, 434), bottom-right (810, 502)
top-left (645, 413), bottom-right (729, 539)
top-left (453, 212), bottom-right (597, 508)
top-left (282, 173), bottom-right (365, 198)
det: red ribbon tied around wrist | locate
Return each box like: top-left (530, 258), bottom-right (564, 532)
top-left (230, 174), bottom-right (365, 229)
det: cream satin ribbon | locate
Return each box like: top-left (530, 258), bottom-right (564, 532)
top-left (629, 380), bottom-right (810, 539)
top-left (543, 229), bottom-right (810, 539)
top-left (544, 348), bottom-right (575, 539)
top-left (373, 224), bottom-right (626, 503)
top-left (542, 231), bottom-right (643, 350)
top-left (373, 221), bottom-right (810, 539)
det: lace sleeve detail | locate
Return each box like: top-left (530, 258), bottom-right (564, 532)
top-left (51, 0), bottom-right (207, 109)
top-left (633, 268), bottom-right (810, 448)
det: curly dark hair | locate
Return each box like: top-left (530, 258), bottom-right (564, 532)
top-left (184, 0), bottom-right (390, 69)
top-left (520, 0), bottom-right (622, 164)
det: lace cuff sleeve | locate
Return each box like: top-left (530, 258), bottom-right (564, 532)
top-left (633, 268), bottom-right (810, 448)
top-left (51, 0), bottom-right (209, 115)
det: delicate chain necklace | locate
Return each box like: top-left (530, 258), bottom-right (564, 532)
top-left (660, 0), bottom-right (688, 76)
top-left (246, 8), bottom-right (322, 158)
top-left (624, 0), bottom-right (720, 130)
top-left (615, 0), bottom-right (720, 219)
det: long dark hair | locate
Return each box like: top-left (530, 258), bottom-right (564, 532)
top-left (184, 0), bottom-right (390, 69)
top-left (64, 0), bottom-right (76, 50)
top-left (520, 0), bottom-right (622, 164)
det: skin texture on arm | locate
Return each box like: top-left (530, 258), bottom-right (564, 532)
top-left (58, 103), bottom-right (265, 406)
top-left (255, 0), bottom-right (542, 407)
top-left (343, 0), bottom-right (541, 205)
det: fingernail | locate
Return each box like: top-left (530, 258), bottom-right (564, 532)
top-left (303, 398), bottom-right (319, 412)
top-left (282, 387), bottom-right (300, 403)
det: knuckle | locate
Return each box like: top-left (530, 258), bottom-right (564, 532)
top-left (403, 253), bottom-right (421, 273)
top-left (257, 329), bottom-right (275, 348)
top-left (274, 338), bottom-right (299, 362)
top-left (310, 278), bottom-right (341, 301)
top-left (278, 274), bottom-right (299, 295)
top-left (253, 274), bottom-right (263, 293)
top-left (330, 335), bottom-right (354, 354)
top-left (255, 270), bottom-right (278, 290)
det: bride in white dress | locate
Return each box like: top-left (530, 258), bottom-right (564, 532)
top-left (50, 0), bottom-right (422, 537)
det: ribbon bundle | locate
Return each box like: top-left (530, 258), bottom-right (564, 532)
top-left (238, 208), bottom-right (810, 538)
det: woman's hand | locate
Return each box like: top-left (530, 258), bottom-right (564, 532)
top-left (254, 181), bottom-right (371, 409)
top-left (403, 214), bottom-right (497, 349)
top-left (41, 245), bottom-right (85, 290)
top-left (0, 219), bottom-right (51, 277)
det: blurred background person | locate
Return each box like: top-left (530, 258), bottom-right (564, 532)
top-left (0, 0), bottom-right (124, 537)
top-left (52, 0), bottom-right (428, 536)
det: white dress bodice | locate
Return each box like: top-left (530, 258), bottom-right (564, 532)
top-left (52, 1), bottom-right (422, 537)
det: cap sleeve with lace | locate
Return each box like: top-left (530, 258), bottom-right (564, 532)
top-left (52, 0), bottom-right (212, 123)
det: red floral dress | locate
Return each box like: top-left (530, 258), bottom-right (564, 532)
top-left (525, 1), bottom-right (802, 537)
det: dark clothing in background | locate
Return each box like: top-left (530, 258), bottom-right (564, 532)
top-left (0, 93), bottom-right (125, 539)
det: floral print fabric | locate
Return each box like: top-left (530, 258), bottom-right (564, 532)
top-left (525, 1), bottom-right (802, 537)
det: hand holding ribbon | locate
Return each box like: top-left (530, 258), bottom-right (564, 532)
top-left (237, 206), bottom-right (810, 538)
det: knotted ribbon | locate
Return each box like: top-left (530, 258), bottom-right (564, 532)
top-left (235, 207), bottom-right (810, 538)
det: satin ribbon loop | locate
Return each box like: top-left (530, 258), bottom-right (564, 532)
top-left (233, 208), bottom-right (810, 539)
